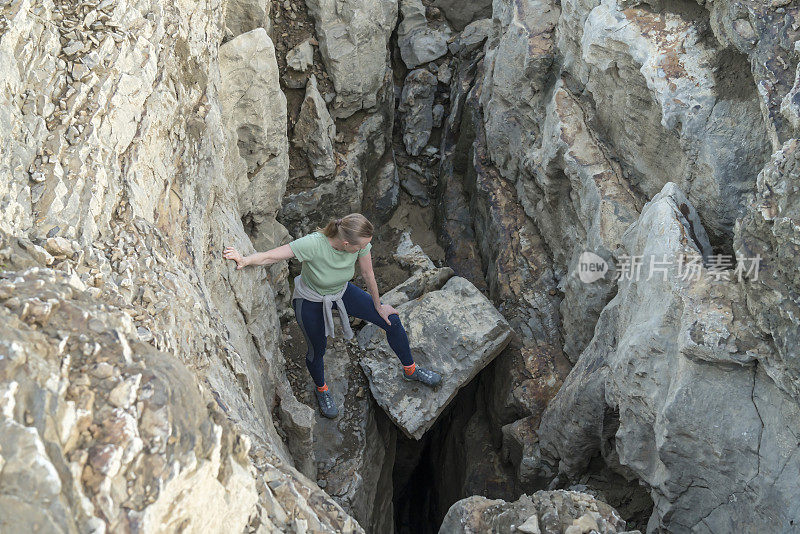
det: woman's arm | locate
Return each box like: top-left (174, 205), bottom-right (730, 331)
top-left (357, 252), bottom-right (383, 308)
top-left (223, 244), bottom-right (295, 269)
top-left (246, 244), bottom-right (296, 265)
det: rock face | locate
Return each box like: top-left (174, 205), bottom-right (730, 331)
top-left (734, 138), bottom-right (800, 402)
top-left (293, 75), bottom-right (337, 179)
top-left (357, 276), bottom-right (513, 439)
top-left (440, 490), bottom-right (633, 534)
top-left (0, 268), bottom-right (257, 533)
top-left (219, 28), bottom-right (290, 239)
top-left (535, 183), bottom-right (800, 532)
top-left (399, 68), bottom-right (439, 157)
top-left (0, 1), bottom-right (363, 532)
top-left (5, 0), bottom-right (800, 530)
top-left (309, 339), bottom-right (396, 534)
top-left (304, 0), bottom-right (398, 118)
top-left (397, 0), bottom-right (452, 69)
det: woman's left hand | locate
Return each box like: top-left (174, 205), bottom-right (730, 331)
top-left (376, 303), bottom-right (399, 325)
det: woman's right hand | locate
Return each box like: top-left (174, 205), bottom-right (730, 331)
top-left (223, 246), bottom-right (247, 270)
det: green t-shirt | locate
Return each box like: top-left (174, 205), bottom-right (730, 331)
top-left (288, 231), bottom-right (372, 295)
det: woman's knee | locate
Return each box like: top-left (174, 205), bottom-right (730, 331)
top-left (384, 313), bottom-right (403, 331)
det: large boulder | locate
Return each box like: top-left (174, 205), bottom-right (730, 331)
top-left (293, 75), bottom-right (337, 179)
top-left (397, 0), bottom-right (452, 69)
top-left (357, 276), bottom-right (513, 439)
top-left (535, 182), bottom-right (800, 532)
top-left (576, 0), bottom-right (771, 240)
top-left (304, 0), bottom-right (398, 118)
top-left (440, 490), bottom-right (632, 534)
top-left (219, 28), bottom-right (288, 224)
top-left (399, 68), bottom-right (438, 156)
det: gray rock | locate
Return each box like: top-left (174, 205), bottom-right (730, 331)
top-left (310, 340), bottom-right (395, 534)
top-left (370, 266), bottom-right (455, 309)
top-left (394, 230), bottom-right (436, 272)
top-left (397, 0), bottom-right (452, 69)
top-left (400, 169), bottom-right (430, 206)
top-left (280, 111), bottom-right (390, 236)
top-left (225, 0), bottom-right (270, 37)
top-left (293, 75), bottom-right (337, 179)
top-left (399, 68), bottom-right (438, 156)
top-left (575, 0), bottom-right (771, 240)
top-left (362, 154), bottom-right (401, 226)
top-left (439, 490), bottom-right (627, 533)
top-left (358, 276), bottom-right (513, 439)
top-left (219, 28), bottom-right (289, 223)
top-left (304, 0), bottom-right (397, 117)
top-left (286, 38), bottom-right (314, 72)
top-left (733, 138), bottom-right (800, 402)
top-left (433, 0), bottom-right (492, 31)
top-left (447, 18), bottom-right (492, 56)
top-left (536, 182), bottom-right (800, 532)
top-left (432, 103), bottom-right (445, 127)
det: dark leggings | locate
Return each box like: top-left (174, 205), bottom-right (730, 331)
top-left (292, 281), bottom-right (414, 387)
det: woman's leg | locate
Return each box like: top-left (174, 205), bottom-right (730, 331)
top-left (339, 282), bottom-right (414, 366)
top-left (292, 298), bottom-right (328, 388)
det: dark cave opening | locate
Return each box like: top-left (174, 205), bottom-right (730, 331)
top-left (390, 356), bottom-right (521, 533)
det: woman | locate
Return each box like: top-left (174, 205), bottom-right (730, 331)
top-left (223, 213), bottom-right (442, 418)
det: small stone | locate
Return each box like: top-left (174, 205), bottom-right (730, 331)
top-left (287, 39), bottom-right (314, 72)
top-left (517, 514), bottom-right (541, 534)
top-left (45, 236), bottom-right (74, 257)
top-left (572, 513), bottom-right (600, 533)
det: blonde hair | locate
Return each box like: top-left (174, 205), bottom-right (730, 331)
top-left (318, 213), bottom-right (374, 244)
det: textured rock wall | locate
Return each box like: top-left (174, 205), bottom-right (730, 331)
top-left (0, 0), bottom-right (363, 531)
top-left (445, 0), bottom-right (800, 531)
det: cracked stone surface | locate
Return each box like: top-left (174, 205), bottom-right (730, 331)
top-left (533, 183), bottom-right (800, 532)
top-left (357, 275), bottom-right (513, 439)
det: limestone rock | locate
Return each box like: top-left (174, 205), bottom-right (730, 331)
top-left (293, 75), bottom-right (337, 179)
top-left (734, 138), bottom-right (800, 402)
top-left (536, 183), bottom-right (800, 532)
top-left (304, 0), bottom-right (398, 117)
top-left (225, 0), bottom-right (270, 37)
top-left (309, 340), bottom-right (395, 534)
top-left (287, 39), bottom-right (315, 72)
top-left (433, 0), bottom-right (492, 32)
top-left (394, 230), bottom-right (436, 273)
top-left (358, 276), bottom-right (513, 439)
top-left (219, 28), bottom-right (289, 224)
top-left (361, 154), bottom-right (400, 226)
top-left (0, 268), bottom-right (259, 533)
top-left (439, 490), bottom-right (627, 533)
top-left (447, 18), bottom-right (492, 56)
top-left (397, 0), bottom-right (452, 69)
top-left (377, 266), bottom-right (455, 309)
top-left (399, 68), bottom-right (438, 156)
top-left (576, 0), bottom-right (771, 240)
top-left (281, 110), bottom-right (391, 236)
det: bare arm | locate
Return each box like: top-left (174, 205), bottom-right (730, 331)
top-left (245, 244), bottom-right (295, 266)
top-left (223, 244), bottom-right (295, 269)
top-left (357, 252), bottom-right (382, 308)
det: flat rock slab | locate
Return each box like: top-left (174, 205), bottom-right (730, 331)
top-left (358, 276), bottom-right (513, 439)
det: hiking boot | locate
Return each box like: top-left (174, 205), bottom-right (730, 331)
top-left (402, 365), bottom-right (443, 387)
top-left (314, 388), bottom-right (339, 418)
